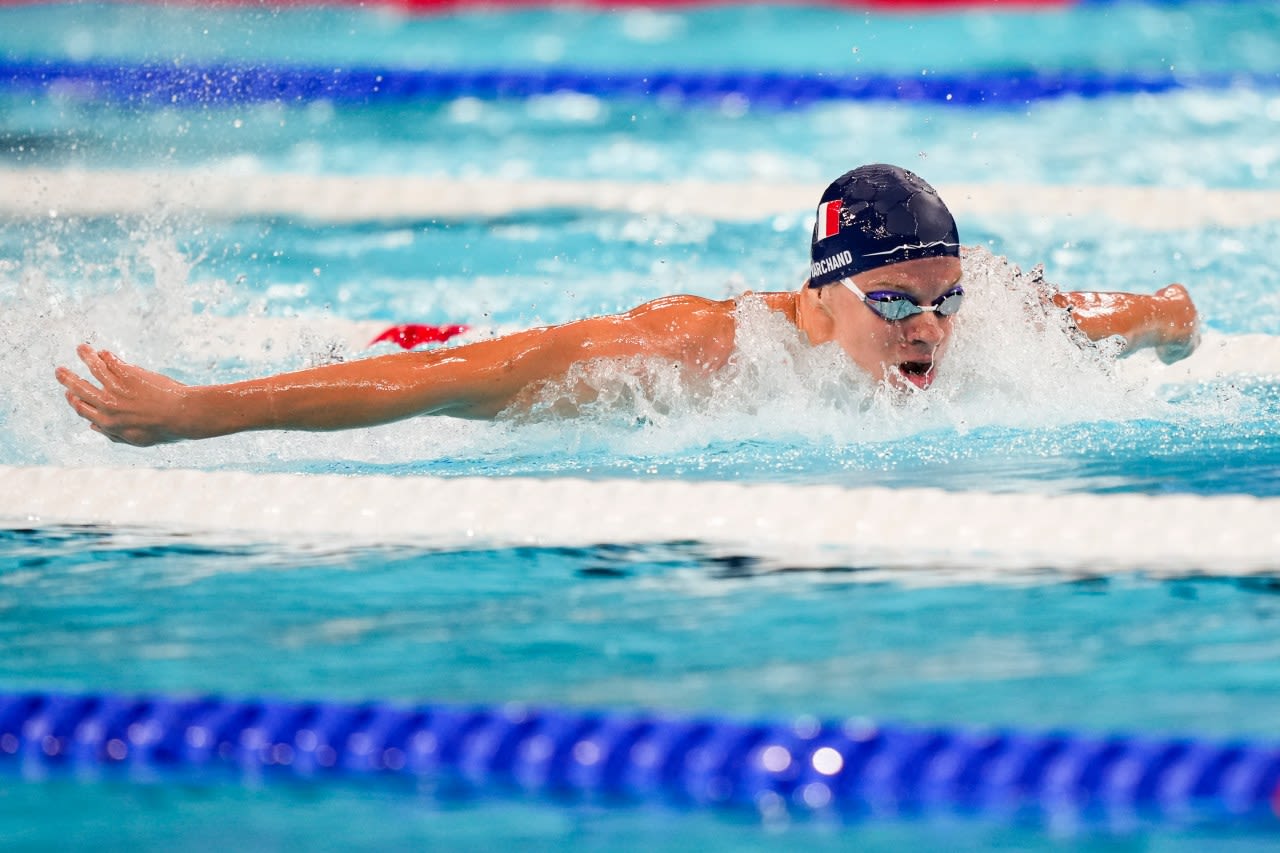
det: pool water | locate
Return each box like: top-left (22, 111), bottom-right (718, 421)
top-left (5, 533), bottom-right (1280, 849)
top-left (3, 0), bottom-right (1280, 848)
top-left (5, 212), bottom-right (1279, 494)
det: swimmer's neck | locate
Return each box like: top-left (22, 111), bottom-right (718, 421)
top-left (751, 287), bottom-right (825, 345)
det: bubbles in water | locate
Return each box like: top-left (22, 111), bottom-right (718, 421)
top-left (0, 223), bottom-right (1258, 488)
top-left (512, 247), bottom-right (1170, 449)
top-left (1, 219), bottom-right (210, 464)
top-left (930, 247), bottom-right (1148, 426)
top-left (0, 218), bottom-right (501, 470)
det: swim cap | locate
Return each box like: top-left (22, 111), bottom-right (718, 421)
top-left (808, 164), bottom-right (960, 288)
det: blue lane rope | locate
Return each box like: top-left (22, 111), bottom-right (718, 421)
top-left (3, 689), bottom-right (1279, 825)
top-left (2, 61), bottom-right (1277, 107)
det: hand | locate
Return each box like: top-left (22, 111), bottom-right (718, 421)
top-left (1055, 284), bottom-right (1201, 364)
top-left (55, 345), bottom-right (195, 446)
top-left (1151, 283), bottom-right (1200, 365)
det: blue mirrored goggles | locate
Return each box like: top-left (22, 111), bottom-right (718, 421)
top-left (841, 280), bottom-right (965, 322)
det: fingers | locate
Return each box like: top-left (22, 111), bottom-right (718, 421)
top-left (99, 350), bottom-right (132, 383)
top-left (57, 344), bottom-right (119, 436)
top-left (55, 343), bottom-right (137, 408)
top-left (55, 365), bottom-right (110, 410)
top-left (64, 388), bottom-right (99, 419)
top-left (64, 389), bottom-right (115, 439)
top-left (56, 344), bottom-right (163, 446)
top-left (64, 388), bottom-right (134, 443)
top-left (76, 344), bottom-right (125, 393)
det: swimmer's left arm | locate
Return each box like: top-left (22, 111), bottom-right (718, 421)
top-left (1053, 283), bottom-right (1200, 364)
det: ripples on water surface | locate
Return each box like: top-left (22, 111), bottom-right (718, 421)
top-left (3, 0), bottom-right (1280, 848)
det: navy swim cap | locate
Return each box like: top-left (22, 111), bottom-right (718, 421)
top-left (808, 164), bottom-right (960, 288)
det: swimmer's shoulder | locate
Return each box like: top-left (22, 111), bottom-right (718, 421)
top-left (626, 291), bottom-right (797, 331)
top-left (750, 291), bottom-right (799, 322)
top-left (623, 294), bottom-right (735, 339)
top-left (618, 291), bottom-right (798, 369)
top-left (619, 294), bottom-right (740, 368)
top-left (624, 294), bottom-right (734, 329)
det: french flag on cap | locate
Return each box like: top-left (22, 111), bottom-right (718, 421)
top-left (816, 199), bottom-right (842, 241)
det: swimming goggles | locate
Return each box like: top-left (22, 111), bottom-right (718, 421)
top-left (841, 279), bottom-right (965, 322)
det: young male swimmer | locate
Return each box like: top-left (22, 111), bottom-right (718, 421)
top-left (56, 164), bottom-right (1200, 447)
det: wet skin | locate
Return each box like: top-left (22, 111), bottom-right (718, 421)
top-left (794, 256), bottom-right (963, 391)
top-left (55, 260), bottom-right (1199, 446)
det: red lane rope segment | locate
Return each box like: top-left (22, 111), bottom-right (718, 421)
top-left (0, 0), bottom-right (1078, 10)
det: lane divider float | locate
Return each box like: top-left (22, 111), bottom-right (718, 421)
top-left (4, 61), bottom-right (1277, 107)
top-left (2, 466), bottom-right (1279, 575)
top-left (0, 0), bottom-right (1086, 12)
top-left (3, 689), bottom-right (1278, 827)
top-left (5, 170), bottom-right (1280, 229)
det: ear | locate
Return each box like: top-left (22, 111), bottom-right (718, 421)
top-left (808, 284), bottom-right (839, 320)
top-left (813, 285), bottom-right (836, 320)
top-left (798, 284), bottom-right (836, 343)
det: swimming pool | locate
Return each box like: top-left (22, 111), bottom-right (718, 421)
top-left (3, 0), bottom-right (1280, 848)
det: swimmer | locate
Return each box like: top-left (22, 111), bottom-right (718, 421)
top-left (55, 163), bottom-right (1200, 447)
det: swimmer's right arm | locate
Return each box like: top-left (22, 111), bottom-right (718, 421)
top-left (55, 296), bottom-right (736, 446)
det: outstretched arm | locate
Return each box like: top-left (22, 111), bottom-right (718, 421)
top-left (1054, 283), bottom-right (1200, 364)
top-left (55, 296), bottom-right (736, 446)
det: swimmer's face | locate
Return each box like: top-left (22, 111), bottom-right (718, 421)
top-left (822, 256), bottom-right (964, 391)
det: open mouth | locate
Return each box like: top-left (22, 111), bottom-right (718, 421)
top-left (896, 360), bottom-right (936, 389)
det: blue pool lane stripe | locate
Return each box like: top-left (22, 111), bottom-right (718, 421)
top-left (3, 689), bottom-right (1280, 824)
top-left (2, 61), bottom-right (1278, 106)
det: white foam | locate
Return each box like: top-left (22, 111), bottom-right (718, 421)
top-left (9, 231), bottom-right (1277, 474)
top-left (6, 214), bottom-right (1279, 577)
top-left (4, 168), bottom-right (1280, 229)
top-left (137, 309), bottom-right (1280, 388)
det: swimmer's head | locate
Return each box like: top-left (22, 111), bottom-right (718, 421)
top-left (800, 165), bottom-right (963, 391)
top-left (808, 164), bottom-right (960, 288)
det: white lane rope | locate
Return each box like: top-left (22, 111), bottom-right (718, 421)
top-left (8, 326), bottom-right (1278, 576)
top-left (4, 169), bottom-right (1280, 229)
top-left (1115, 333), bottom-right (1280, 384)
top-left (1, 465), bottom-right (1277, 576)
top-left (5, 171), bottom-right (1278, 576)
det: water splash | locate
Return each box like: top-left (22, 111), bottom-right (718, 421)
top-left (510, 247), bottom-right (1192, 446)
top-left (1, 229), bottom-right (1263, 489)
top-left (0, 220), bottom-right (496, 469)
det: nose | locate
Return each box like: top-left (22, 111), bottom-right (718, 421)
top-left (902, 311), bottom-right (948, 349)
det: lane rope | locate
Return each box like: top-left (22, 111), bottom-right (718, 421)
top-left (0, 0), bottom-right (1085, 12)
top-left (0, 0), bottom-right (1241, 11)
top-left (3, 688), bottom-right (1278, 825)
top-left (3, 61), bottom-right (1277, 107)
top-left (5, 170), bottom-right (1280, 229)
top-left (3, 465), bottom-right (1279, 575)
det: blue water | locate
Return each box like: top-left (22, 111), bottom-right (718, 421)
top-left (3, 0), bottom-right (1280, 848)
top-left (4, 2), bottom-right (1280, 74)
top-left (6, 211), bottom-right (1279, 493)
top-left (5, 532), bottom-right (1280, 848)
top-left (5, 88), bottom-right (1280, 187)
top-left (9, 528), bottom-right (1280, 735)
top-left (4, 4), bottom-right (1280, 186)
